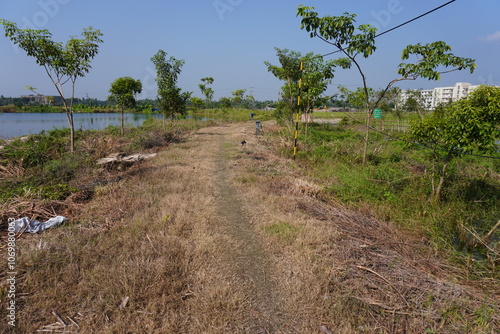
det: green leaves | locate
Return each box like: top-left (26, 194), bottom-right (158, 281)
top-left (398, 41), bottom-right (476, 81)
top-left (199, 77), bottom-right (215, 106)
top-left (151, 50), bottom-right (190, 117)
top-left (265, 48), bottom-right (336, 116)
top-left (296, 6), bottom-right (376, 58)
top-left (1, 20), bottom-right (103, 80)
top-left (411, 86), bottom-right (500, 155)
top-left (108, 77), bottom-right (142, 109)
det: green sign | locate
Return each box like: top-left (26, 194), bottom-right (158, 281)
top-left (374, 109), bottom-right (383, 119)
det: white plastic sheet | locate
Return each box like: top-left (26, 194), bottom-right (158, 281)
top-left (13, 216), bottom-right (68, 233)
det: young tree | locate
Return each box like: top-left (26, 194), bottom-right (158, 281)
top-left (1, 20), bottom-right (103, 151)
top-left (296, 6), bottom-right (475, 164)
top-left (151, 50), bottom-right (191, 127)
top-left (108, 77), bottom-right (142, 135)
top-left (410, 85), bottom-right (500, 201)
top-left (300, 55), bottom-right (336, 116)
top-left (198, 77), bottom-right (214, 108)
top-left (265, 47), bottom-right (335, 123)
top-left (265, 48), bottom-right (302, 122)
top-left (231, 89), bottom-right (246, 106)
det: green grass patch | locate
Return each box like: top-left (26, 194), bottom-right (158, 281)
top-left (263, 221), bottom-right (302, 244)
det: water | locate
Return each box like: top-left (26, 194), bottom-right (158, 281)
top-left (0, 112), bottom-right (164, 139)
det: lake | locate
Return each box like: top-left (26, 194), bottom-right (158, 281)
top-left (0, 112), bottom-right (165, 139)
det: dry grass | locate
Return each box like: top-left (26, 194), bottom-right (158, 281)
top-left (1, 121), bottom-right (498, 333)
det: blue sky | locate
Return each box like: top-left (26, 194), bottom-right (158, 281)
top-left (1, 0), bottom-right (499, 101)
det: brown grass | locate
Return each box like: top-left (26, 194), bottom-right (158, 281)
top-left (0, 121), bottom-right (498, 333)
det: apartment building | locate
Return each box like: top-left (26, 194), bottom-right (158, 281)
top-left (399, 82), bottom-right (483, 110)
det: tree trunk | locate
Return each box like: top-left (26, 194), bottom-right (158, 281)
top-left (433, 162), bottom-right (447, 202)
top-left (432, 152), bottom-right (453, 202)
top-left (121, 107), bottom-right (124, 136)
top-left (65, 111), bottom-right (75, 152)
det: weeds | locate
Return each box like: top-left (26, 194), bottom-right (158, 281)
top-left (295, 122), bottom-right (500, 278)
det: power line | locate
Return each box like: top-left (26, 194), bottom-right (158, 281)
top-left (320, 0), bottom-right (457, 58)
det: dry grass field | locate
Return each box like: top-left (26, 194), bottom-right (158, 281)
top-left (1, 121), bottom-right (498, 333)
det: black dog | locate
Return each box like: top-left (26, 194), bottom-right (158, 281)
top-left (241, 140), bottom-right (247, 147)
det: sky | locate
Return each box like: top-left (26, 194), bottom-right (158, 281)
top-left (0, 0), bottom-right (499, 102)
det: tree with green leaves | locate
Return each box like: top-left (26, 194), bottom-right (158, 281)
top-left (198, 77), bottom-right (215, 108)
top-left (1, 19), bottom-right (103, 151)
top-left (265, 47), bottom-right (335, 123)
top-left (410, 85), bottom-right (500, 201)
top-left (231, 89), bottom-right (247, 107)
top-left (296, 5), bottom-right (476, 164)
top-left (151, 50), bottom-right (191, 127)
top-left (190, 96), bottom-right (204, 110)
top-left (265, 48), bottom-right (302, 121)
top-left (218, 97), bottom-right (232, 111)
top-left (108, 77), bottom-right (142, 135)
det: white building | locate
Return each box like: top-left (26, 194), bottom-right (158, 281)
top-left (399, 82), bottom-right (486, 110)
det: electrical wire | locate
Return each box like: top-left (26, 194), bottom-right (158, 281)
top-left (320, 0), bottom-right (457, 58)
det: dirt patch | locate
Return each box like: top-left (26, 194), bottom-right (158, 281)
top-left (213, 130), bottom-right (292, 333)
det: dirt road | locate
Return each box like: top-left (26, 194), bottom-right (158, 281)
top-left (8, 121), bottom-right (499, 333)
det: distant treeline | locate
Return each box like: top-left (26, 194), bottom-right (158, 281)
top-left (0, 94), bottom-right (347, 113)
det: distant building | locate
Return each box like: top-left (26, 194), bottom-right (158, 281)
top-left (399, 82), bottom-right (494, 110)
top-left (21, 94), bottom-right (48, 104)
top-left (20, 94), bottom-right (59, 105)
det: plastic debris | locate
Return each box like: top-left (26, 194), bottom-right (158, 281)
top-left (13, 216), bottom-right (68, 234)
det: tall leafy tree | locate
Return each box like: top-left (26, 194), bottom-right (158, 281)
top-left (1, 19), bottom-right (103, 151)
top-left (198, 77), bottom-right (214, 108)
top-left (108, 77), bottom-right (142, 135)
top-left (151, 50), bottom-right (191, 127)
top-left (265, 48), bottom-right (302, 121)
top-left (296, 5), bottom-right (475, 164)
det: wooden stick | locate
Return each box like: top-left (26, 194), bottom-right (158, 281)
top-left (67, 315), bottom-right (80, 328)
top-left (483, 219), bottom-right (500, 244)
top-left (119, 296), bottom-right (129, 309)
top-left (52, 311), bottom-right (67, 327)
top-left (462, 224), bottom-right (499, 255)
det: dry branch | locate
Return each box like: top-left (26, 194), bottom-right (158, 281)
top-left (356, 265), bottom-right (410, 308)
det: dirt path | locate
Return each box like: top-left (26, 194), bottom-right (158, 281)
top-left (212, 129), bottom-right (290, 332)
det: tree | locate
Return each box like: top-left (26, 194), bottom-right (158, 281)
top-left (410, 85), bottom-right (500, 201)
top-left (231, 89), bottom-right (246, 106)
top-left (1, 19), bottom-right (103, 152)
top-left (265, 47), bottom-right (335, 123)
top-left (108, 77), bottom-right (142, 135)
top-left (198, 77), bottom-right (214, 108)
top-left (190, 97), bottom-right (204, 110)
top-left (300, 55), bottom-right (335, 115)
top-left (151, 50), bottom-right (191, 127)
top-left (296, 5), bottom-right (475, 164)
top-left (265, 48), bottom-right (302, 122)
top-left (218, 97), bottom-right (232, 111)
top-left (338, 86), bottom-right (376, 110)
